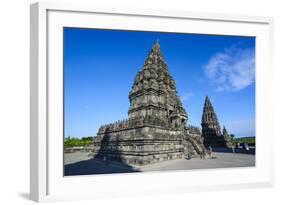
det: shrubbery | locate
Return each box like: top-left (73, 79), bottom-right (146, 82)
top-left (64, 136), bottom-right (93, 147)
top-left (64, 136), bottom-right (256, 147)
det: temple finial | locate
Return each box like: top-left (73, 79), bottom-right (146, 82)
top-left (152, 39), bottom-right (160, 51)
top-left (204, 95), bottom-right (211, 107)
top-left (156, 38), bottom-right (159, 44)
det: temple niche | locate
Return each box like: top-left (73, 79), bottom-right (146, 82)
top-left (91, 41), bottom-right (210, 166)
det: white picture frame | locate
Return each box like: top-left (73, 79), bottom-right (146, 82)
top-left (30, 2), bottom-right (274, 202)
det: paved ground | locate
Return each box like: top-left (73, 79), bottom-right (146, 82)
top-left (64, 152), bottom-right (255, 176)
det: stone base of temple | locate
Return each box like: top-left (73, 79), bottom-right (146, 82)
top-left (92, 124), bottom-right (210, 166)
top-left (94, 150), bottom-right (185, 166)
top-left (203, 136), bottom-right (234, 148)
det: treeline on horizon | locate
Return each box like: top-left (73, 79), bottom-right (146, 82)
top-left (234, 136), bottom-right (255, 145)
top-left (64, 136), bottom-right (255, 148)
top-left (64, 136), bottom-right (94, 147)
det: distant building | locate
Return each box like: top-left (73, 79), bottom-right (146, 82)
top-left (201, 96), bottom-right (233, 148)
top-left (92, 41), bottom-right (210, 165)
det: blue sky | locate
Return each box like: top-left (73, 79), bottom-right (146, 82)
top-left (64, 27), bottom-right (255, 138)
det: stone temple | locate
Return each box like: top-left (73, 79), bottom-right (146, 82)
top-left (92, 41), bottom-right (210, 166)
top-left (201, 96), bottom-right (233, 148)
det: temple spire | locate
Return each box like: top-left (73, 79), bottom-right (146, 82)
top-left (129, 42), bottom-right (187, 123)
top-left (222, 126), bottom-right (229, 137)
top-left (150, 39), bottom-right (162, 56)
top-left (203, 95), bottom-right (214, 112)
top-left (201, 96), bottom-right (233, 148)
top-left (202, 96), bottom-right (220, 131)
top-left (201, 96), bottom-right (222, 145)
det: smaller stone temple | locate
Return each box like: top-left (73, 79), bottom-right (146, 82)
top-left (91, 41), bottom-right (210, 166)
top-left (201, 96), bottom-right (233, 148)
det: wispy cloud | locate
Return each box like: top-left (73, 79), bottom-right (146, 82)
top-left (179, 92), bottom-right (193, 101)
top-left (204, 46), bottom-right (255, 92)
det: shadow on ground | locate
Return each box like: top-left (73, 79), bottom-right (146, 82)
top-left (64, 158), bottom-right (140, 176)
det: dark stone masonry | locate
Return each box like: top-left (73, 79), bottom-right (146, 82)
top-left (201, 96), bottom-right (234, 148)
top-left (91, 41), bottom-right (215, 165)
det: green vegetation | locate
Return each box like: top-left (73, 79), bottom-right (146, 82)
top-left (64, 136), bottom-right (93, 147)
top-left (64, 136), bottom-right (255, 147)
top-left (234, 136), bottom-right (255, 145)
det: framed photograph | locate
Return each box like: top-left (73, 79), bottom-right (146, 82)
top-left (30, 2), bottom-right (274, 202)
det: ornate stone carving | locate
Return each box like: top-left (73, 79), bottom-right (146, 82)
top-left (92, 41), bottom-right (210, 165)
top-left (201, 96), bottom-right (233, 148)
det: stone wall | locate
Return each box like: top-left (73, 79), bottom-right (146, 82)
top-left (93, 126), bottom-right (185, 165)
top-left (98, 116), bottom-right (183, 134)
top-left (91, 123), bottom-right (209, 165)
